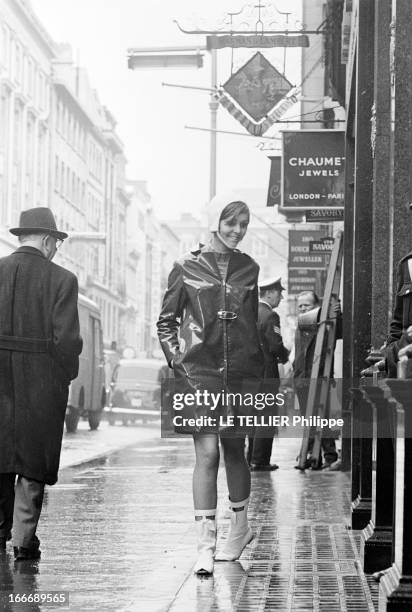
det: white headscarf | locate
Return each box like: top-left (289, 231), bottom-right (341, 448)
top-left (207, 190), bottom-right (250, 234)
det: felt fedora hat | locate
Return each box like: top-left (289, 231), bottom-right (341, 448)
top-left (10, 207), bottom-right (68, 240)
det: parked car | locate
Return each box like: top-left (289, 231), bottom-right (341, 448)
top-left (106, 358), bottom-right (165, 425)
top-left (65, 294), bottom-right (106, 433)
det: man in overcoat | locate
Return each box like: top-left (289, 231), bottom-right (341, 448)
top-left (247, 277), bottom-right (290, 470)
top-left (0, 207), bottom-right (82, 560)
top-left (293, 290), bottom-right (340, 470)
top-left (385, 251), bottom-right (412, 375)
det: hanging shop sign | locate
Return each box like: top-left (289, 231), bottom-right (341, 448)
top-left (223, 52), bottom-right (293, 122)
top-left (206, 35), bottom-right (309, 50)
top-left (218, 88), bottom-right (298, 136)
top-left (266, 156), bottom-right (281, 206)
top-left (305, 208), bottom-right (344, 223)
top-left (281, 130), bottom-right (345, 211)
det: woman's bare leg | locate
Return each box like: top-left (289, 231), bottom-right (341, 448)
top-left (192, 434), bottom-right (219, 575)
top-left (192, 434), bottom-right (220, 510)
top-left (215, 436), bottom-right (253, 561)
top-left (220, 436), bottom-right (250, 502)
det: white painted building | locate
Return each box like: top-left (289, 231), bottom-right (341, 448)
top-left (48, 47), bottom-right (130, 350)
top-left (126, 180), bottom-right (164, 358)
top-left (0, 0), bottom-right (54, 256)
top-left (0, 0), bottom-right (184, 358)
top-left (0, 1), bottom-right (131, 350)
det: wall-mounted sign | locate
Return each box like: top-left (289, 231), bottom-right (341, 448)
top-left (288, 268), bottom-right (327, 296)
top-left (305, 208), bottom-right (344, 222)
top-left (288, 229), bottom-right (329, 269)
top-left (266, 156), bottom-right (281, 207)
top-left (281, 130), bottom-right (345, 211)
top-left (309, 237), bottom-right (334, 253)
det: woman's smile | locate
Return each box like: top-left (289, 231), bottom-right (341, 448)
top-left (218, 212), bottom-right (249, 247)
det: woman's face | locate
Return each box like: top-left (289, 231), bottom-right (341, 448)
top-left (218, 212), bottom-right (249, 248)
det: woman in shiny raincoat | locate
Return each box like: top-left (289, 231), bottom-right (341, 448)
top-left (157, 194), bottom-right (264, 575)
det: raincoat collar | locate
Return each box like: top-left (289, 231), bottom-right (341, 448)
top-left (13, 246), bottom-right (46, 258)
top-left (190, 242), bottom-right (242, 256)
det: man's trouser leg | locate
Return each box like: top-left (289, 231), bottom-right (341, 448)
top-left (251, 436), bottom-right (274, 466)
top-left (321, 433), bottom-right (338, 464)
top-left (12, 476), bottom-right (45, 548)
top-left (0, 473), bottom-right (15, 538)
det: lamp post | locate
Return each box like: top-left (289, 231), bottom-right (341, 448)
top-left (209, 48), bottom-right (218, 198)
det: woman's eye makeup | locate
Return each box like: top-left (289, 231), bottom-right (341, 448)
top-left (224, 219), bottom-right (248, 228)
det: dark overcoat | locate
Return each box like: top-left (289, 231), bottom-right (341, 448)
top-left (157, 246), bottom-right (264, 432)
top-left (293, 308), bottom-right (342, 380)
top-left (293, 306), bottom-right (342, 421)
top-left (257, 301), bottom-right (289, 380)
top-left (0, 246), bottom-right (82, 485)
top-left (385, 252), bottom-right (412, 376)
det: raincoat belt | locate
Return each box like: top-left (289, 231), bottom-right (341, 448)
top-left (0, 334), bottom-right (51, 353)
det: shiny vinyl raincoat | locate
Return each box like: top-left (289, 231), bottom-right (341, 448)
top-left (157, 244), bottom-right (264, 432)
top-left (157, 193), bottom-right (265, 433)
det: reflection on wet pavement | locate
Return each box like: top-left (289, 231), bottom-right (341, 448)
top-left (0, 437), bottom-right (378, 611)
top-left (60, 420), bottom-right (159, 469)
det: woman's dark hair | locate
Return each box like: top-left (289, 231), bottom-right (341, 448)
top-left (219, 201), bottom-right (250, 223)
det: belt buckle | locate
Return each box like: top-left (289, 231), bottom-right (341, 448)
top-left (217, 310), bottom-right (237, 320)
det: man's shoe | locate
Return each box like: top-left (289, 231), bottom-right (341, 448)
top-left (250, 463), bottom-right (279, 471)
top-left (328, 459), bottom-right (342, 471)
top-left (322, 457), bottom-right (339, 470)
top-left (13, 546), bottom-right (41, 561)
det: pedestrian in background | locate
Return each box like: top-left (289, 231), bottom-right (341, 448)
top-left (247, 277), bottom-right (290, 471)
top-left (0, 208), bottom-right (82, 561)
top-left (157, 193), bottom-right (264, 575)
top-left (384, 250), bottom-right (412, 375)
top-left (293, 290), bottom-right (341, 470)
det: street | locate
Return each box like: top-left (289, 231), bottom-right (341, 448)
top-left (0, 428), bottom-right (378, 612)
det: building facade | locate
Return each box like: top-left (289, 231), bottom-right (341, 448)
top-left (0, 1), bottom-right (132, 351)
top-left (327, 1), bottom-right (412, 608)
top-left (126, 180), bottom-right (166, 359)
top-left (0, 0), bottom-right (54, 255)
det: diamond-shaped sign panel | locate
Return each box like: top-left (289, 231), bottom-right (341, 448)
top-left (223, 52), bottom-right (292, 123)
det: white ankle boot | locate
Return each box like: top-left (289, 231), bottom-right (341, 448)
top-left (215, 497), bottom-right (253, 561)
top-left (193, 512), bottom-right (216, 575)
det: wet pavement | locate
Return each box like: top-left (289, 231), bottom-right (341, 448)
top-left (0, 434), bottom-right (379, 612)
top-left (60, 419), bottom-right (159, 470)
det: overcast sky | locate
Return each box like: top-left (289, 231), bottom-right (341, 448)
top-left (32, 0), bottom-right (303, 219)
